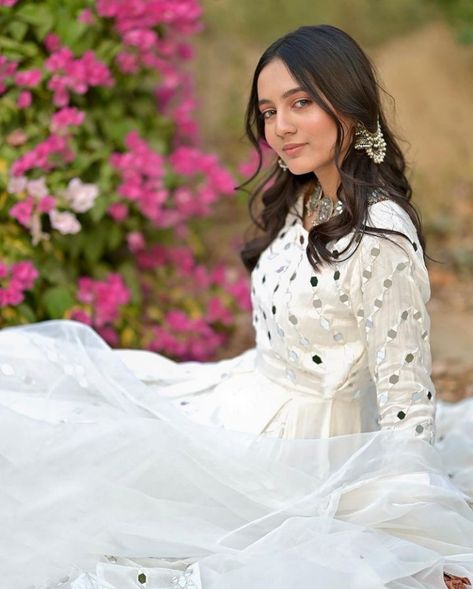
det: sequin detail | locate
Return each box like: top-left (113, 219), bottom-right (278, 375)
top-left (171, 570), bottom-right (197, 588)
top-left (249, 193), bottom-right (436, 443)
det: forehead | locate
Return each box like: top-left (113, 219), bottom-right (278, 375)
top-left (257, 59), bottom-right (300, 100)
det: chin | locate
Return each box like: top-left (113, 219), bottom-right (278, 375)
top-left (287, 163), bottom-right (317, 176)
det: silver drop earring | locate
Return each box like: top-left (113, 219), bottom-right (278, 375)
top-left (354, 116), bottom-right (387, 164)
top-left (278, 158), bottom-right (288, 171)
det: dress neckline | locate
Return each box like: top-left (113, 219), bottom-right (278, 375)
top-left (294, 187), bottom-right (390, 234)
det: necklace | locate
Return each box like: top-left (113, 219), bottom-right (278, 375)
top-left (303, 182), bottom-right (390, 229)
top-left (304, 181), bottom-right (344, 228)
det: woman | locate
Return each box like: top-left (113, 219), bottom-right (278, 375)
top-left (1, 24), bottom-right (472, 589)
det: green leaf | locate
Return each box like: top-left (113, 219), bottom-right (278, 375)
top-left (16, 4), bottom-right (54, 28)
top-left (119, 261), bottom-right (142, 306)
top-left (38, 258), bottom-right (69, 285)
top-left (99, 117), bottom-right (139, 144)
top-left (55, 13), bottom-right (87, 46)
top-left (17, 302), bottom-right (36, 322)
top-left (94, 39), bottom-right (121, 62)
top-left (42, 285), bottom-right (75, 318)
top-left (7, 21), bottom-right (28, 42)
top-left (106, 222), bottom-right (122, 250)
top-left (83, 225), bottom-right (107, 263)
top-left (89, 196), bottom-right (109, 222)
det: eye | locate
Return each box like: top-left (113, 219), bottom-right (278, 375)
top-left (259, 109), bottom-right (276, 120)
top-left (294, 98), bottom-right (312, 108)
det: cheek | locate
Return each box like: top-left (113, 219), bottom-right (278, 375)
top-left (263, 125), bottom-right (278, 150)
top-left (308, 115), bottom-right (337, 143)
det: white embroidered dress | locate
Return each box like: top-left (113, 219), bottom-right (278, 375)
top-left (159, 193), bottom-right (435, 443)
top-left (0, 193), bottom-right (472, 589)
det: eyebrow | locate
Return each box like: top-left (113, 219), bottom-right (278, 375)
top-left (257, 86), bottom-right (307, 108)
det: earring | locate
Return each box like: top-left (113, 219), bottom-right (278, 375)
top-left (354, 116), bottom-right (386, 164)
top-left (278, 158), bottom-right (289, 171)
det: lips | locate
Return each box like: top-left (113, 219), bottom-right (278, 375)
top-left (282, 143), bottom-right (307, 156)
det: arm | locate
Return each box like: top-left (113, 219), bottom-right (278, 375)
top-left (347, 204), bottom-right (436, 444)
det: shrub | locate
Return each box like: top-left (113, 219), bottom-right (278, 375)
top-left (0, 0), bottom-right (251, 360)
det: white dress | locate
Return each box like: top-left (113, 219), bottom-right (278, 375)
top-left (0, 192), bottom-right (472, 589)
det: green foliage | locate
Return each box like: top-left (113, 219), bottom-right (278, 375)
top-left (0, 1), bottom-right (249, 360)
top-left (430, 0), bottom-right (473, 43)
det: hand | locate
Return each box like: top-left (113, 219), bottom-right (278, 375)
top-left (444, 573), bottom-right (472, 589)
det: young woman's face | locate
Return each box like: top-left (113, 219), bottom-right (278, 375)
top-left (257, 58), bottom-right (353, 176)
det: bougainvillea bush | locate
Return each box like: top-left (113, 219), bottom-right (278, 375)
top-left (0, 0), bottom-right (251, 360)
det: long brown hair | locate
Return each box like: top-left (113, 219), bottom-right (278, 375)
top-left (239, 24), bottom-right (433, 273)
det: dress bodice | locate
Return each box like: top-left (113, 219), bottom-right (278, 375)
top-left (250, 191), bottom-right (436, 443)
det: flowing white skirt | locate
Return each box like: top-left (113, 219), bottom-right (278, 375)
top-left (0, 320), bottom-right (472, 589)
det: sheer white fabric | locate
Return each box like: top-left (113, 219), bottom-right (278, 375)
top-left (0, 193), bottom-right (472, 589)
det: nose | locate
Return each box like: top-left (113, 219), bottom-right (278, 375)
top-left (274, 109), bottom-right (296, 137)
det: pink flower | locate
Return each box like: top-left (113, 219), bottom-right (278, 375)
top-left (44, 33), bottom-right (61, 53)
top-left (0, 0), bottom-right (18, 6)
top-left (169, 146), bottom-right (201, 176)
top-left (65, 177), bottom-right (99, 213)
top-left (76, 273), bottom-right (130, 329)
top-left (49, 210), bottom-right (81, 234)
top-left (191, 265), bottom-right (210, 289)
top-left (168, 246), bottom-right (195, 274)
top-left (45, 47), bottom-right (74, 72)
top-left (78, 8), bottom-right (95, 25)
top-left (166, 310), bottom-right (191, 332)
top-left (14, 69), bottom-right (42, 87)
top-left (177, 42), bottom-right (194, 60)
top-left (0, 287), bottom-right (23, 307)
top-left (207, 297), bottom-right (233, 326)
top-left (110, 131), bottom-right (168, 226)
top-left (107, 202), bottom-right (128, 221)
top-left (127, 231), bottom-right (145, 253)
top-left (9, 197), bottom-right (34, 227)
top-left (26, 177), bottom-right (48, 198)
top-left (225, 276), bottom-right (252, 311)
top-left (123, 29), bottom-right (157, 52)
top-left (7, 175), bottom-right (27, 194)
top-left (45, 45), bottom-right (114, 107)
top-left (50, 107), bottom-right (85, 132)
top-left (6, 129), bottom-right (28, 147)
top-left (48, 75), bottom-right (69, 107)
top-left (17, 91), bottom-right (32, 109)
top-left (97, 325), bottom-right (119, 346)
top-left (10, 261), bottom-right (39, 289)
top-left (136, 244), bottom-right (167, 270)
top-left (76, 277), bottom-right (95, 304)
top-left (11, 134), bottom-right (72, 175)
top-left (0, 260), bottom-right (39, 308)
top-left (38, 196), bottom-right (56, 213)
top-left (116, 52), bottom-right (139, 74)
top-left (80, 50), bottom-right (114, 87)
top-left (0, 55), bottom-right (17, 81)
top-left (208, 167), bottom-right (235, 194)
top-left (70, 309), bottom-right (92, 326)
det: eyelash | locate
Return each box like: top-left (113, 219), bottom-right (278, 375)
top-left (259, 99), bottom-right (312, 121)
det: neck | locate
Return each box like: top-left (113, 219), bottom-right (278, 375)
top-left (313, 168), bottom-right (340, 203)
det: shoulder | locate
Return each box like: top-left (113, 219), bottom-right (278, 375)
top-left (332, 197), bottom-right (422, 260)
top-left (365, 197), bottom-right (418, 244)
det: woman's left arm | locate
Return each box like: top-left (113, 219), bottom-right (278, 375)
top-left (347, 204), bottom-right (436, 444)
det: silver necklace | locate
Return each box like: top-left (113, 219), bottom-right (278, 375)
top-left (304, 182), bottom-right (344, 228)
top-left (304, 183), bottom-right (390, 228)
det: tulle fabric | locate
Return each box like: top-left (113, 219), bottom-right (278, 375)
top-left (0, 320), bottom-right (472, 589)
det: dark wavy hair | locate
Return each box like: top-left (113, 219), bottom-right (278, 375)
top-left (239, 24), bottom-right (434, 274)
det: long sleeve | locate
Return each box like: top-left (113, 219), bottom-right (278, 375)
top-left (347, 202), bottom-right (436, 444)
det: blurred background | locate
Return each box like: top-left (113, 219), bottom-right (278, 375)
top-left (191, 0), bottom-right (473, 401)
